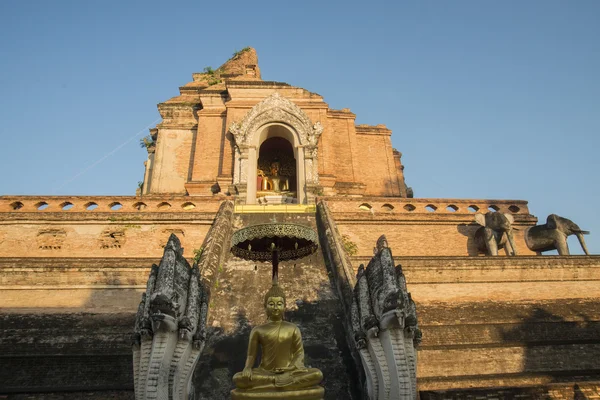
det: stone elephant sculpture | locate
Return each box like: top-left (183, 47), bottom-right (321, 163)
top-left (525, 214), bottom-right (590, 255)
top-left (474, 212), bottom-right (517, 256)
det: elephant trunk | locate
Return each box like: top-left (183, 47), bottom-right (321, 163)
top-left (575, 232), bottom-right (590, 255)
top-left (506, 230), bottom-right (518, 256)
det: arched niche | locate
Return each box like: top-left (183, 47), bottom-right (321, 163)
top-left (229, 92), bottom-right (323, 205)
top-left (258, 138), bottom-right (297, 192)
top-left (246, 123), bottom-right (305, 204)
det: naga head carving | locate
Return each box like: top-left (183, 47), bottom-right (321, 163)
top-left (375, 235), bottom-right (389, 253)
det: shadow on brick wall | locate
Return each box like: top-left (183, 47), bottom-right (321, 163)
top-left (456, 223), bottom-right (479, 256)
top-left (500, 305), bottom-right (600, 383)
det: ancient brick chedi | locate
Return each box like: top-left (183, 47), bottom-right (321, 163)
top-left (1, 48), bottom-right (599, 399)
top-left (140, 48), bottom-right (409, 202)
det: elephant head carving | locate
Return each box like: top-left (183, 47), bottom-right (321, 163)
top-left (474, 212), bottom-right (517, 256)
top-left (525, 214), bottom-right (590, 255)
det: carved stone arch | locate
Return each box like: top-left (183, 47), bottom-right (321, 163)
top-left (229, 92), bottom-right (322, 148)
top-left (248, 113), bottom-right (303, 148)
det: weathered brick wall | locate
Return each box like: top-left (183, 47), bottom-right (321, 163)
top-left (354, 126), bottom-right (402, 197)
top-left (321, 113), bottom-right (356, 185)
top-left (0, 258), bottom-right (152, 309)
top-left (348, 254), bottom-right (600, 391)
top-left (0, 196), bottom-right (223, 259)
top-left (0, 312), bottom-right (135, 394)
top-left (190, 111), bottom-right (226, 184)
top-left (147, 73), bottom-right (404, 198)
top-left (351, 255), bottom-right (600, 285)
top-left (3, 255), bottom-right (599, 395)
top-left (2, 197), bottom-right (599, 397)
top-left (1, 196), bottom-right (539, 259)
top-left (421, 382), bottom-right (600, 400)
top-left (327, 197), bottom-right (537, 256)
top-left (6, 391), bottom-right (134, 399)
top-left (151, 127), bottom-right (196, 194)
top-left (416, 300), bottom-right (600, 391)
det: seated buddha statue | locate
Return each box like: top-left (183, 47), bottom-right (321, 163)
top-left (231, 284), bottom-right (324, 399)
top-left (268, 161), bottom-right (289, 193)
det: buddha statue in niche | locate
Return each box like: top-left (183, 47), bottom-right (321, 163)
top-left (268, 160), bottom-right (289, 192)
top-left (257, 158), bottom-right (291, 193)
top-left (231, 284), bottom-right (324, 399)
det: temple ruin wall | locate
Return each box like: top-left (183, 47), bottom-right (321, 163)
top-left (326, 197), bottom-right (537, 256)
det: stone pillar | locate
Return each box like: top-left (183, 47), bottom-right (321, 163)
top-left (246, 146), bottom-right (257, 204)
top-left (236, 146), bottom-right (249, 204)
top-left (304, 146), bottom-right (320, 204)
top-left (297, 146), bottom-right (306, 204)
top-left (143, 152), bottom-right (155, 195)
top-left (233, 147), bottom-right (241, 185)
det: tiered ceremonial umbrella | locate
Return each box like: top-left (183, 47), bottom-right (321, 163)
top-left (230, 224), bottom-right (319, 284)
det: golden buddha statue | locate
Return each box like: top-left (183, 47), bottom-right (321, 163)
top-left (231, 284), bottom-right (324, 399)
top-left (267, 160), bottom-right (289, 193)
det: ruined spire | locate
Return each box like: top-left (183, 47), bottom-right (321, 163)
top-left (217, 47), bottom-right (261, 79)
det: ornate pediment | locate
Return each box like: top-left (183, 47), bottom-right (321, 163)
top-left (229, 92), bottom-right (322, 147)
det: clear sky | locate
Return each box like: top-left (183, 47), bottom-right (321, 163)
top-left (1, 1), bottom-right (599, 254)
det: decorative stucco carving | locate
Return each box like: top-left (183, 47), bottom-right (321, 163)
top-left (229, 121), bottom-right (246, 147)
top-left (305, 146), bottom-right (319, 159)
top-left (239, 158), bottom-right (248, 183)
top-left (229, 93), bottom-right (320, 147)
top-left (37, 229), bottom-right (67, 250)
top-left (99, 229), bottom-right (125, 249)
top-left (305, 158), bottom-right (315, 183)
top-left (310, 122), bottom-right (324, 146)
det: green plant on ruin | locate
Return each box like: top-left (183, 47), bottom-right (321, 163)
top-left (137, 181), bottom-right (143, 190)
top-left (202, 66), bottom-right (223, 86)
top-left (231, 47), bottom-right (251, 59)
top-left (207, 77), bottom-right (221, 86)
top-left (178, 101), bottom-right (201, 108)
top-left (139, 135), bottom-right (155, 149)
top-left (341, 234), bottom-right (358, 256)
top-left (312, 186), bottom-right (324, 196)
top-left (192, 247), bottom-right (204, 264)
top-left (123, 224), bottom-right (141, 229)
top-left (108, 216), bottom-right (141, 222)
top-left (107, 216), bottom-right (141, 230)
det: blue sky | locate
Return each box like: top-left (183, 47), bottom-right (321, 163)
top-left (1, 1), bottom-right (598, 254)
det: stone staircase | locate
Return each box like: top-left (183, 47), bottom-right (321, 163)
top-left (193, 210), bottom-right (360, 399)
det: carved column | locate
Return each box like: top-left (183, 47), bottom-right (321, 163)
top-left (246, 146), bottom-right (257, 204)
top-left (304, 145), bottom-right (320, 203)
top-left (296, 146), bottom-right (306, 204)
top-left (236, 146), bottom-right (249, 203)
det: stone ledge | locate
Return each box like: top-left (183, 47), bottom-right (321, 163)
top-left (331, 213), bottom-right (537, 224)
top-left (0, 195), bottom-right (226, 213)
top-left (323, 196), bottom-right (533, 216)
top-left (418, 372), bottom-right (600, 392)
top-left (327, 109), bottom-right (356, 118)
top-left (355, 124), bottom-right (392, 136)
top-left (420, 381), bottom-right (600, 400)
top-left (226, 80), bottom-right (291, 87)
top-left (352, 255), bottom-right (600, 268)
